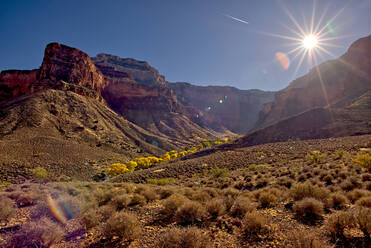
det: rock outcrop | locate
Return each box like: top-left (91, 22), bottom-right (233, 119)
top-left (92, 53), bottom-right (167, 86)
top-left (0, 69), bottom-right (39, 101)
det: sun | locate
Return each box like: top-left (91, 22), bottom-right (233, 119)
top-left (302, 35), bottom-right (318, 49)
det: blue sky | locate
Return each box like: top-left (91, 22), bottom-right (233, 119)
top-left (0, 0), bottom-right (370, 91)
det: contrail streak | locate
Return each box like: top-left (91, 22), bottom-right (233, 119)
top-left (223, 14), bottom-right (249, 25)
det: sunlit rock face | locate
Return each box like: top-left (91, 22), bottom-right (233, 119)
top-left (168, 83), bottom-right (275, 134)
top-left (255, 34), bottom-right (371, 130)
top-left (92, 53), bottom-right (167, 86)
top-left (0, 43), bottom-right (107, 102)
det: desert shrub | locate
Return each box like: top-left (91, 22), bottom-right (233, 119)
top-left (158, 187), bottom-right (175, 199)
top-left (285, 230), bottom-right (324, 248)
top-left (241, 212), bottom-right (270, 240)
top-left (355, 196), bottom-right (371, 208)
top-left (210, 167), bottom-right (229, 178)
top-left (255, 178), bottom-right (269, 189)
top-left (347, 189), bottom-right (370, 203)
top-left (140, 187), bottom-right (158, 202)
top-left (222, 188), bottom-right (240, 198)
top-left (175, 201), bottom-right (208, 225)
top-left (258, 192), bottom-right (278, 208)
top-left (361, 173), bottom-right (371, 182)
top-left (98, 204), bottom-right (117, 220)
top-left (248, 164), bottom-right (271, 172)
top-left (103, 212), bottom-right (141, 241)
top-left (111, 194), bottom-right (132, 210)
top-left (326, 192), bottom-right (349, 210)
top-left (147, 178), bottom-right (175, 185)
top-left (162, 194), bottom-right (189, 217)
top-left (0, 196), bottom-right (16, 221)
top-left (155, 227), bottom-right (211, 248)
top-left (106, 163), bottom-right (129, 176)
top-left (306, 151), bottom-right (326, 164)
top-left (206, 198), bottom-right (226, 218)
top-left (82, 208), bottom-right (103, 229)
top-left (190, 190), bottom-right (212, 203)
top-left (278, 176), bottom-right (294, 188)
top-left (335, 150), bottom-right (348, 159)
top-left (129, 193), bottom-right (147, 206)
top-left (9, 217), bottom-right (65, 248)
top-left (353, 153), bottom-right (371, 172)
top-left (365, 182), bottom-right (371, 191)
top-left (230, 196), bottom-right (256, 218)
top-left (340, 180), bottom-right (357, 191)
top-left (9, 189), bottom-right (41, 207)
top-left (326, 210), bottom-right (355, 240)
top-left (354, 207), bottom-right (371, 238)
top-left (31, 166), bottom-right (48, 179)
top-left (94, 188), bottom-right (115, 206)
top-left (291, 183), bottom-right (329, 202)
top-left (293, 198), bottom-right (324, 224)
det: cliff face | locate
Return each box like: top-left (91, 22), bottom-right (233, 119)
top-left (0, 69), bottom-right (39, 101)
top-left (169, 83), bottom-right (275, 133)
top-left (92, 53), bottom-right (167, 86)
top-left (0, 43), bottom-right (107, 102)
top-left (255, 35), bottom-right (371, 129)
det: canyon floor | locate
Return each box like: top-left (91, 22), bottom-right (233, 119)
top-left (0, 134), bottom-right (370, 248)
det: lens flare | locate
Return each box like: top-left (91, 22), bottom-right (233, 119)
top-left (275, 52), bottom-right (290, 70)
top-left (302, 35), bottom-right (318, 49)
top-left (47, 194), bottom-right (77, 223)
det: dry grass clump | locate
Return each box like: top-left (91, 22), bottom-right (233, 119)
top-left (326, 210), bottom-right (355, 241)
top-left (82, 208), bottom-right (103, 230)
top-left (162, 193), bottom-right (189, 217)
top-left (175, 201), bottom-right (208, 225)
top-left (8, 190), bottom-right (41, 207)
top-left (206, 198), bottom-right (226, 218)
top-left (355, 196), bottom-right (371, 208)
top-left (291, 183), bottom-right (328, 202)
top-left (155, 227), bottom-right (211, 248)
top-left (129, 193), bottom-right (147, 206)
top-left (0, 195), bottom-right (17, 221)
top-left (230, 196), bottom-right (256, 218)
top-left (9, 217), bottom-right (65, 248)
top-left (285, 230), bottom-right (326, 248)
top-left (111, 194), bottom-right (132, 210)
top-left (347, 189), bottom-right (370, 203)
top-left (293, 198), bottom-right (324, 224)
top-left (258, 192), bottom-right (278, 208)
top-left (103, 212), bottom-right (142, 241)
top-left (241, 212), bottom-right (270, 240)
top-left (326, 192), bottom-right (349, 210)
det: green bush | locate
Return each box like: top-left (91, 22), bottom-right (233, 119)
top-left (210, 167), bottom-right (229, 178)
top-left (353, 153), bottom-right (371, 172)
top-left (31, 167), bottom-right (48, 180)
top-left (147, 178), bottom-right (176, 185)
